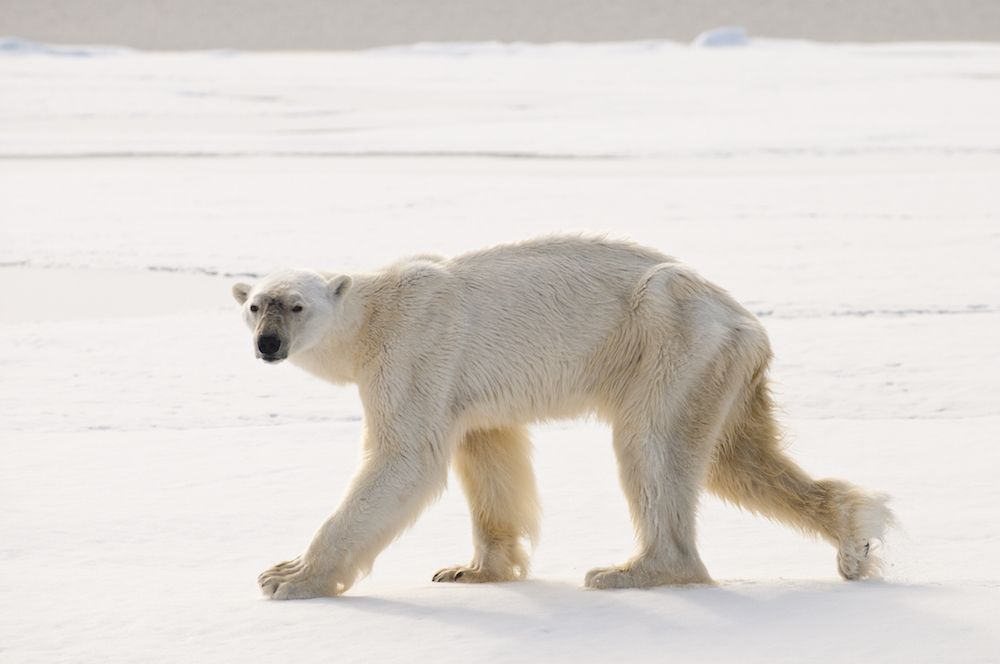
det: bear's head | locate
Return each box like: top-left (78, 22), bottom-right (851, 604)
top-left (232, 269), bottom-right (352, 363)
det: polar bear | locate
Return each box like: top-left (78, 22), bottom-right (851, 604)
top-left (232, 236), bottom-right (892, 599)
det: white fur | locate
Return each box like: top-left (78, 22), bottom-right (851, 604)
top-left (232, 236), bottom-right (893, 599)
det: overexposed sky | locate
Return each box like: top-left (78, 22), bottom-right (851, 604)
top-left (1, 0), bottom-right (999, 49)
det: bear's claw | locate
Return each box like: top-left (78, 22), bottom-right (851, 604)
top-left (258, 556), bottom-right (341, 599)
top-left (432, 565), bottom-right (512, 583)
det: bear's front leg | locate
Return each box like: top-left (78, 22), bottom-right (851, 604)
top-left (432, 426), bottom-right (540, 584)
top-left (258, 434), bottom-right (451, 599)
top-left (258, 554), bottom-right (341, 599)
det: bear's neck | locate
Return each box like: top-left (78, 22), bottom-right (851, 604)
top-left (288, 274), bottom-right (370, 385)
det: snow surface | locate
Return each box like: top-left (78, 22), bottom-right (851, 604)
top-left (692, 27), bottom-right (751, 48)
top-left (1, 40), bottom-right (999, 663)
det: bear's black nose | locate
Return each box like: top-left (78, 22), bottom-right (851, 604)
top-left (257, 334), bottom-right (282, 355)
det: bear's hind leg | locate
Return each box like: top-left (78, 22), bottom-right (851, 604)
top-left (707, 376), bottom-right (893, 580)
top-left (433, 426), bottom-right (540, 583)
top-left (586, 329), bottom-right (752, 589)
top-left (585, 419), bottom-right (715, 589)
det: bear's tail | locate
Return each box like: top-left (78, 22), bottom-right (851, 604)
top-left (707, 369), bottom-right (893, 580)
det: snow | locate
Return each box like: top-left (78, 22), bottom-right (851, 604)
top-left (692, 27), bottom-right (751, 47)
top-left (2, 40), bottom-right (999, 663)
top-left (0, 35), bottom-right (129, 57)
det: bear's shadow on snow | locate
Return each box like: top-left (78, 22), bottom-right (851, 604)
top-left (329, 579), bottom-right (982, 646)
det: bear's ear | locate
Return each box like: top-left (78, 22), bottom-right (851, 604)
top-left (327, 274), bottom-right (352, 299)
top-left (232, 282), bottom-right (252, 305)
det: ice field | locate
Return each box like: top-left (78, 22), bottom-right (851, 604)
top-left (2, 39), bottom-right (1000, 662)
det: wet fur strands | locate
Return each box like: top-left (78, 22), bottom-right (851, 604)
top-left (232, 235), bottom-right (893, 599)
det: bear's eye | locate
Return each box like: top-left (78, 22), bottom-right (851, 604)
top-left (249, 304), bottom-right (259, 313)
top-left (292, 305), bottom-right (303, 313)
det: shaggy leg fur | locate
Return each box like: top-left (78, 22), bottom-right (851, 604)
top-left (259, 436), bottom-right (452, 599)
top-left (707, 374), bottom-right (893, 580)
top-left (585, 422), bottom-right (714, 589)
top-left (434, 427), bottom-right (540, 583)
top-left (586, 328), bottom-right (752, 589)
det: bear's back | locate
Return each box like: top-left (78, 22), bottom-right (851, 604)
top-left (438, 237), bottom-right (675, 421)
